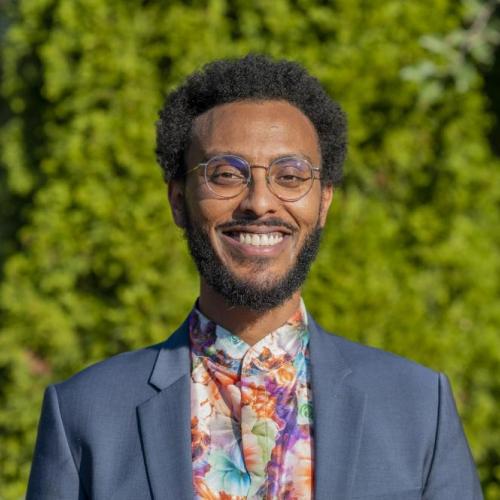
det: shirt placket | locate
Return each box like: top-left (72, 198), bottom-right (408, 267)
top-left (238, 349), bottom-right (268, 498)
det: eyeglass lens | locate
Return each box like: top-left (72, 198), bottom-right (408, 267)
top-left (204, 155), bottom-right (314, 201)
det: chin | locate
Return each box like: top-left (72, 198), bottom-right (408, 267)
top-left (227, 261), bottom-right (288, 283)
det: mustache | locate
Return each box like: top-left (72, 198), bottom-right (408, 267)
top-left (216, 218), bottom-right (297, 233)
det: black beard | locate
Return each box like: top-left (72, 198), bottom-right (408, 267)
top-left (183, 213), bottom-right (323, 313)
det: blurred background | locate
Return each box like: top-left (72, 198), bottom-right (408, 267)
top-left (0, 0), bottom-right (499, 498)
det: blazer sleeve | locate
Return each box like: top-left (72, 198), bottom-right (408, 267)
top-left (422, 373), bottom-right (483, 500)
top-left (26, 385), bottom-right (87, 500)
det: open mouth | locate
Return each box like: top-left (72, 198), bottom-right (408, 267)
top-left (220, 224), bottom-right (293, 249)
top-left (224, 231), bottom-right (285, 247)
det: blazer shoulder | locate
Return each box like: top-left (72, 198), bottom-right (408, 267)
top-left (333, 332), bottom-right (437, 378)
top-left (312, 322), bottom-right (440, 398)
top-left (53, 342), bottom-right (163, 402)
top-left (55, 318), bottom-right (190, 391)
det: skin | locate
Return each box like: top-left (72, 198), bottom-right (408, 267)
top-left (169, 100), bottom-right (333, 345)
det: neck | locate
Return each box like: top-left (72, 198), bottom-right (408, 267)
top-left (198, 281), bottom-right (302, 346)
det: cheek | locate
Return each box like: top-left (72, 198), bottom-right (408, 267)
top-left (184, 178), bottom-right (218, 224)
top-left (286, 197), bottom-right (322, 227)
top-left (186, 195), bottom-right (237, 228)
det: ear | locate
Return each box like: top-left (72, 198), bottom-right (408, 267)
top-left (318, 185), bottom-right (334, 228)
top-left (168, 179), bottom-right (187, 228)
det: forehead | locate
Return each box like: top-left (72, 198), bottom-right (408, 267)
top-left (189, 100), bottom-right (321, 163)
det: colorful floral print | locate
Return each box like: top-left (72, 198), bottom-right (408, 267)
top-left (189, 301), bottom-right (314, 499)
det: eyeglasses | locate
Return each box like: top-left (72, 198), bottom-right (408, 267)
top-left (187, 154), bottom-right (321, 202)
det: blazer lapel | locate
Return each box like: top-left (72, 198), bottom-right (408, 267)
top-left (309, 318), bottom-right (366, 500)
top-left (137, 321), bottom-right (195, 500)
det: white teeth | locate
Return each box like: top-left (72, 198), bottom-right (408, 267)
top-left (238, 232), bottom-right (284, 246)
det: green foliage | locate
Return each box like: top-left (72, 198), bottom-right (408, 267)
top-left (1, 0), bottom-right (499, 497)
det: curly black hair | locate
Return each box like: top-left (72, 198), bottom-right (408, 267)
top-left (156, 54), bottom-right (347, 186)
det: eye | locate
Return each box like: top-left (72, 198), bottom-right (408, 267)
top-left (207, 161), bottom-right (247, 185)
top-left (211, 169), bottom-right (244, 181)
top-left (271, 160), bottom-right (311, 187)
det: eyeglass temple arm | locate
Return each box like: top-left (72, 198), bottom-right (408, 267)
top-left (185, 163), bottom-right (207, 176)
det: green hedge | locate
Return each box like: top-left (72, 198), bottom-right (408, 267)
top-left (1, 0), bottom-right (499, 498)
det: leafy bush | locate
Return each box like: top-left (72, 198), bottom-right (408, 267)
top-left (1, 0), bottom-right (499, 497)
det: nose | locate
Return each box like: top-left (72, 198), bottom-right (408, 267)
top-left (237, 166), bottom-right (278, 217)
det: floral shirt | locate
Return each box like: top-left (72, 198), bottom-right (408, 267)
top-left (189, 301), bottom-right (314, 499)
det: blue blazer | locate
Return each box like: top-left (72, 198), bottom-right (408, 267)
top-left (27, 317), bottom-right (482, 499)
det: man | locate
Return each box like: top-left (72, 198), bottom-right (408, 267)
top-left (27, 55), bottom-right (482, 499)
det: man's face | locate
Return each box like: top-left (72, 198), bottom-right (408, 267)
top-left (169, 100), bottom-right (333, 311)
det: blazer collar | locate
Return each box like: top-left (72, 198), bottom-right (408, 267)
top-left (148, 319), bottom-right (191, 390)
top-left (139, 316), bottom-right (366, 500)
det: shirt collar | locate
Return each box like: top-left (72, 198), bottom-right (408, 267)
top-left (189, 299), bottom-right (309, 373)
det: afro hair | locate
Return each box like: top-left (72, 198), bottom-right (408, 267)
top-left (156, 54), bottom-right (347, 186)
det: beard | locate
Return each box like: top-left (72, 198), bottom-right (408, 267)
top-left (183, 210), bottom-right (323, 313)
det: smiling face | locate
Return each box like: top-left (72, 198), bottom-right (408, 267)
top-left (169, 100), bottom-right (333, 311)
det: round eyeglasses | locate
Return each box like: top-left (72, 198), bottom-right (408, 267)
top-left (187, 154), bottom-right (321, 202)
